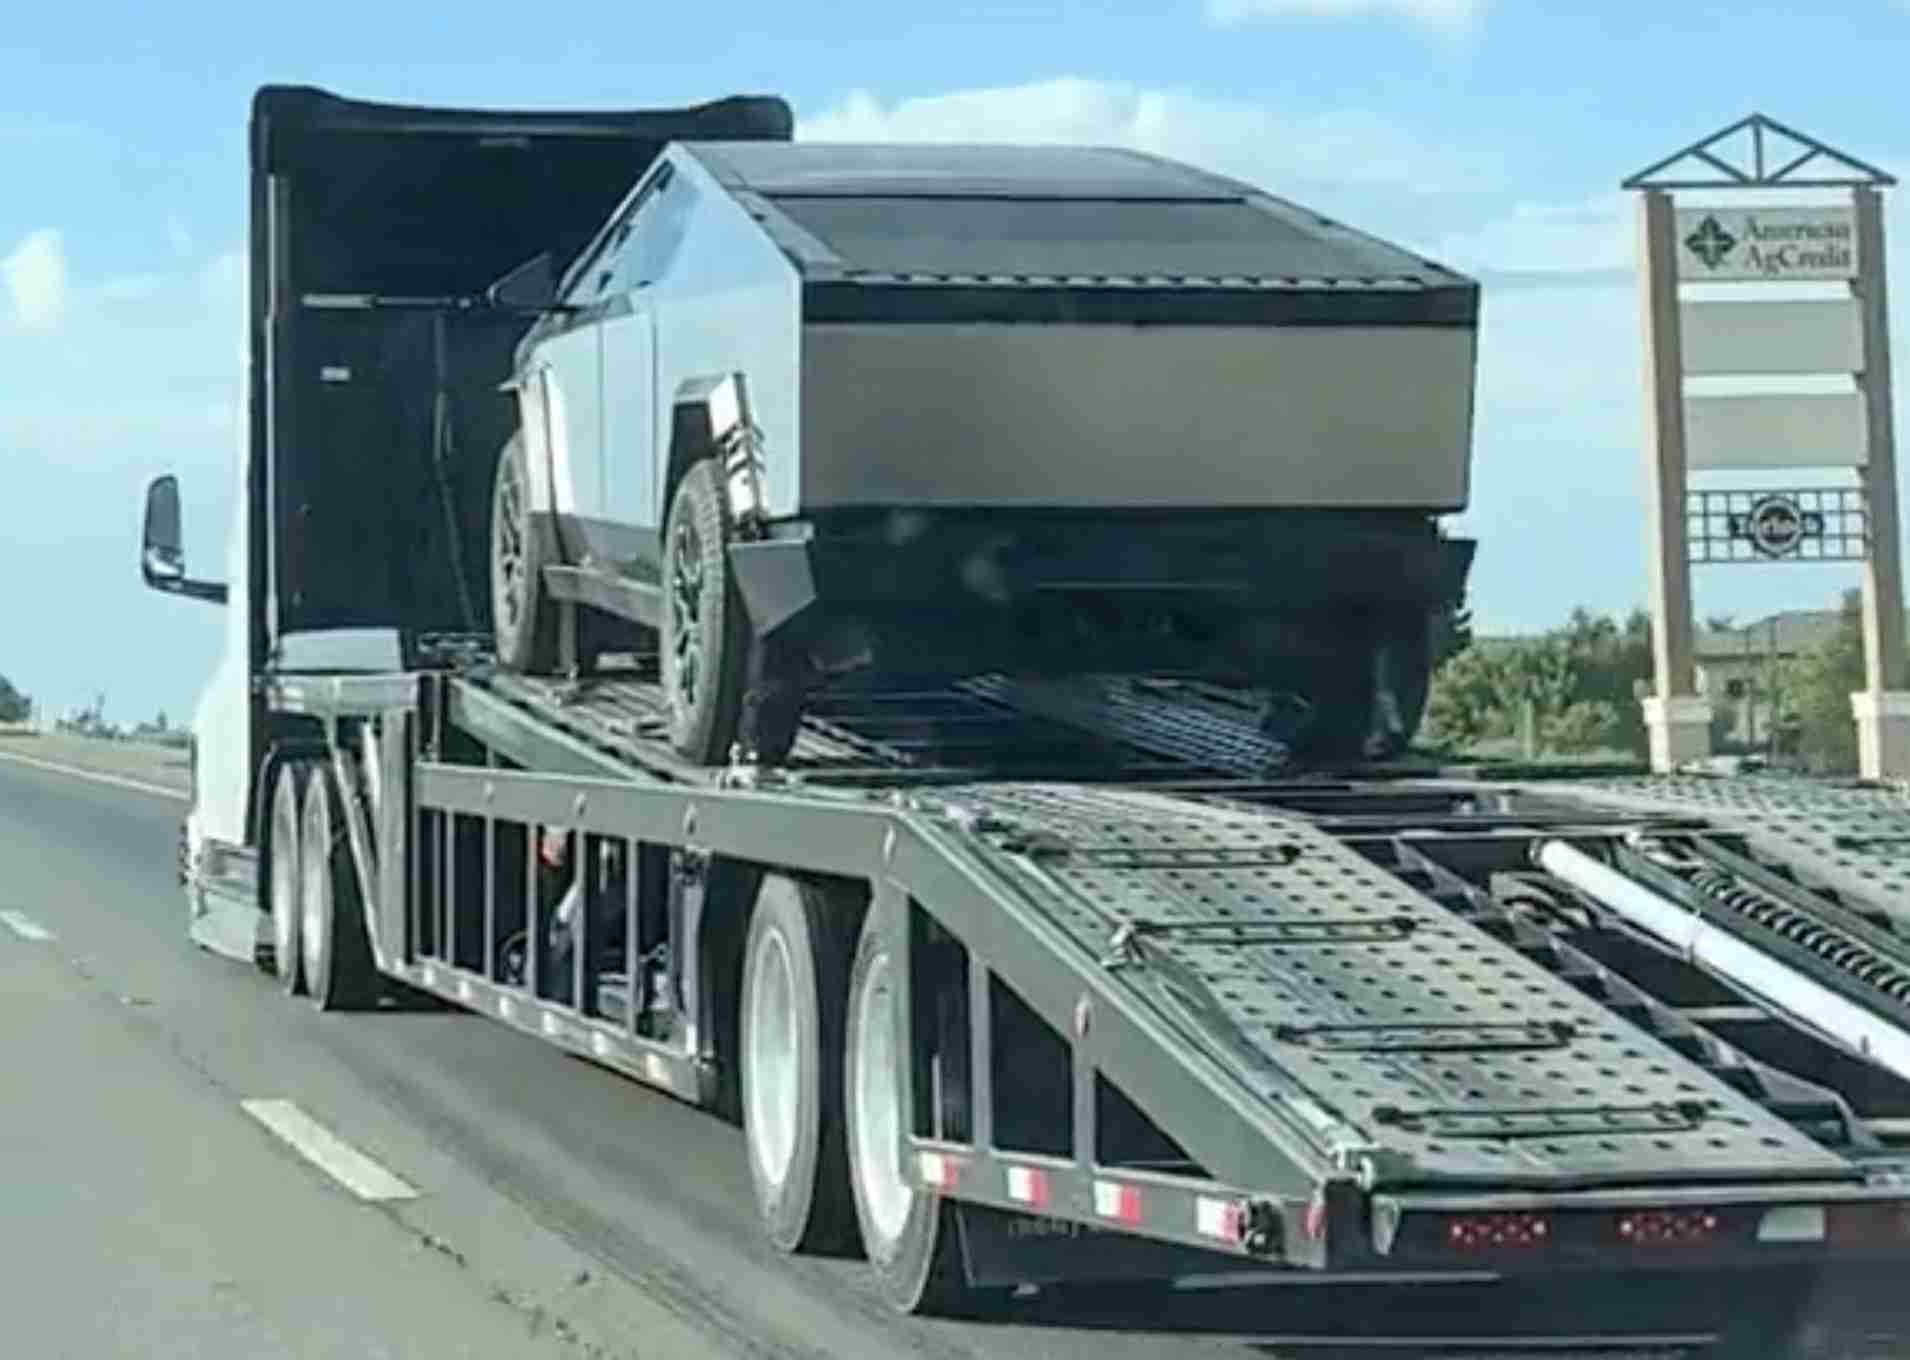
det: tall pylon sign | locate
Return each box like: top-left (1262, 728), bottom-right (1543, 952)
top-left (1623, 115), bottom-right (1905, 777)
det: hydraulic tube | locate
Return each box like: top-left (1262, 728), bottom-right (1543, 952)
top-left (1534, 839), bottom-right (1910, 1088)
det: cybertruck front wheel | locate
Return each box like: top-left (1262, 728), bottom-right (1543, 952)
top-left (491, 432), bottom-right (558, 673)
top-left (661, 459), bottom-right (801, 765)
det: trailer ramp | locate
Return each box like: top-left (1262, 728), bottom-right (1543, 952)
top-left (933, 782), bottom-right (1853, 1192)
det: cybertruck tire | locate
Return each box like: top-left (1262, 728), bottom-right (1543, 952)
top-left (491, 432), bottom-right (559, 674)
top-left (1289, 609), bottom-right (1432, 764)
top-left (661, 459), bottom-right (799, 765)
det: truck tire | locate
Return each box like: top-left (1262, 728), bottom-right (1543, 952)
top-left (661, 459), bottom-right (800, 765)
top-left (843, 905), bottom-right (971, 1314)
top-left (740, 874), bottom-right (860, 1254)
top-left (268, 761), bottom-right (310, 995)
top-left (491, 431), bottom-right (559, 673)
top-left (299, 765), bottom-right (382, 1012)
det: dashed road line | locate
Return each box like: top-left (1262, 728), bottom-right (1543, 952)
top-left (0, 747), bottom-right (189, 802)
top-left (241, 1098), bottom-right (420, 1202)
top-left (0, 910), bottom-right (54, 942)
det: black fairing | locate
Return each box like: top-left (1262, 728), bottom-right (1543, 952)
top-left (248, 85), bottom-right (792, 654)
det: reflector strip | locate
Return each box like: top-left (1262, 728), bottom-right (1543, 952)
top-left (919, 1152), bottom-right (961, 1191)
top-left (1196, 1196), bottom-right (1244, 1243)
top-left (1094, 1180), bottom-right (1143, 1224)
top-left (1006, 1165), bottom-right (1050, 1209)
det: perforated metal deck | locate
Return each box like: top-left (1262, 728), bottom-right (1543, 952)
top-left (945, 783), bottom-right (1854, 1189)
top-left (475, 668), bottom-right (1300, 785)
top-left (1551, 777), bottom-right (1910, 925)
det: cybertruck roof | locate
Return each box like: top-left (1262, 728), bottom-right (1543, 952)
top-left (680, 142), bottom-right (1476, 324)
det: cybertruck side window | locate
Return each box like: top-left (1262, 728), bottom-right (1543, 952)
top-left (602, 163), bottom-right (697, 295)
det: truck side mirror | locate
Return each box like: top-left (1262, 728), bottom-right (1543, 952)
top-left (486, 252), bottom-right (558, 310)
top-left (141, 474), bottom-right (228, 604)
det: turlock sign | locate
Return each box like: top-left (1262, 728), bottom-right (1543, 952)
top-left (1674, 204), bottom-right (1858, 281)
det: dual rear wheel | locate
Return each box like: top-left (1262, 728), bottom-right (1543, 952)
top-left (266, 760), bottom-right (381, 1011)
top-left (738, 875), bottom-right (968, 1312)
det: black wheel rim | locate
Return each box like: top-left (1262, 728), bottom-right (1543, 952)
top-left (493, 453), bottom-right (527, 634)
top-left (669, 518), bottom-right (706, 714)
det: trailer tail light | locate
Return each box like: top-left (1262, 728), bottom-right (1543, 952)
top-left (1195, 1195), bottom-right (1245, 1245)
top-left (1005, 1165), bottom-right (1051, 1210)
top-left (917, 1152), bottom-right (962, 1192)
top-left (1616, 1208), bottom-right (1718, 1246)
top-left (1093, 1179), bottom-right (1143, 1226)
top-left (1446, 1212), bottom-right (1550, 1251)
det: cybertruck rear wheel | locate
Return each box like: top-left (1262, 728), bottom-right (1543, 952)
top-left (1282, 609), bottom-right (1432, 764)
top-left (662, 459), bottom-right (800, 765)
top-left (491, 432), bottom-right (558, 673)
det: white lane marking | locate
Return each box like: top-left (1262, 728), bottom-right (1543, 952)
top-left (0, 747), bottom-right (188, 802)
top-left (241, 1099), bottom-right (419, 1202)
top-left (0, 910), bottom-right (53, 942)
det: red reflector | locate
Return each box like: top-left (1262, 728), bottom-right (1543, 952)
top-left (1446, 1212), bottom-right (1550, 1250)
top-left (1616, 1209), bottom-right (1718, 1246)
top-left (1827, 1203), bottom-right (1910, 1247)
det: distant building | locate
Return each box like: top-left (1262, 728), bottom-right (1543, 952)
top-left (1473, 608), bottom-right (1895, 754)
top-left (1693, 611), bottom-right (1845, 747)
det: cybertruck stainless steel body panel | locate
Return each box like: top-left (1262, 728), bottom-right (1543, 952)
top-left (797, 322), bottom-right (1475, 511)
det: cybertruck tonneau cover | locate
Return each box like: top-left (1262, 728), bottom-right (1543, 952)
top-left (684, 140), bottom-right (1479, 327)
top-left (247, 86), bottom-right (792, 656)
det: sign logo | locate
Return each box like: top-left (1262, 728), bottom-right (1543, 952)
top-left (1728, 494), bottom-right (1825, 559)
top-left (1673, 205), bottom-right (1857, 281)
top-left (1683, 215), bottom-right (1737, 270)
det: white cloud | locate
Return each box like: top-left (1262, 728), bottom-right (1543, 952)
top-left (1207, 0), bottom-right (1487, 37)
top-left (3, 229), bottom-right (66, 332)
top-left (166, 214), bottom-right (193, 257)
top-left (201, 248), bottom-right (246, 305)
top-left (798, 79), bottom-right (1514, 200)
top-left (1430, 193), bottom-right (1631, 275)
top-left (99, 274), bottom-right (168, 302)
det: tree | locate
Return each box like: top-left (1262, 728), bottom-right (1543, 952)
top-left (0, 674), bottom-right (28, 723)
top-left (1790, 589), bottom-right (1865, 775)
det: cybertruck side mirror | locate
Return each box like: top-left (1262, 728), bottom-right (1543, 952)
top-left (486, 252), bottom-right (560, 310)
top-left (141, 474), bottom-right (227, 604)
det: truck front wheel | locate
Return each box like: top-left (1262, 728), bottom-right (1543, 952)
top-left (268, 761), bottom-right (309, 995)
top-left (298, 766), bottom-right (381, 1012)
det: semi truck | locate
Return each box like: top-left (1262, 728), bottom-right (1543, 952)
top-left (139, 85), bottom-right (1910, 1351)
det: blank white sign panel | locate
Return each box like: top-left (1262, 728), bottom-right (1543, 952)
top-left (1684, 392), bottom-right (1867, 470)
top-left (1680, 298), bottom-right (1863, 376)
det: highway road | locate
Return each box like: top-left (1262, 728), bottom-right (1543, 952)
top-left (0, 739), bottom-right (1885, 1359)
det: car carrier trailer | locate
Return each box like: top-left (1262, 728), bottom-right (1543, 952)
top-left (200, 658), bottom-right (1910, 1336)
top-left (139, 85), bottom-right (1910, 1350)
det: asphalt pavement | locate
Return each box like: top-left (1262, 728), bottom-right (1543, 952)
top-left (0, 741), bottom-right (1885, 1359)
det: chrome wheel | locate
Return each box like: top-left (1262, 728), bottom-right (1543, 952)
top-left (745, 929), bottom-right (801, 1191)
top-left (851, 945), bottom-right (913, 1253)
top-left (300, 781), bottom-right (330, 991)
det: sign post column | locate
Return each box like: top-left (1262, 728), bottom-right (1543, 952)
top-left (1637, 190), bottom-right (1712, 770)
top-left (1851, 185), bottom-right (1910, 777)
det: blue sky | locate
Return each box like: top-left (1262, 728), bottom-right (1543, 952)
top-left (4, 0), bottom-right (1910, 724)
